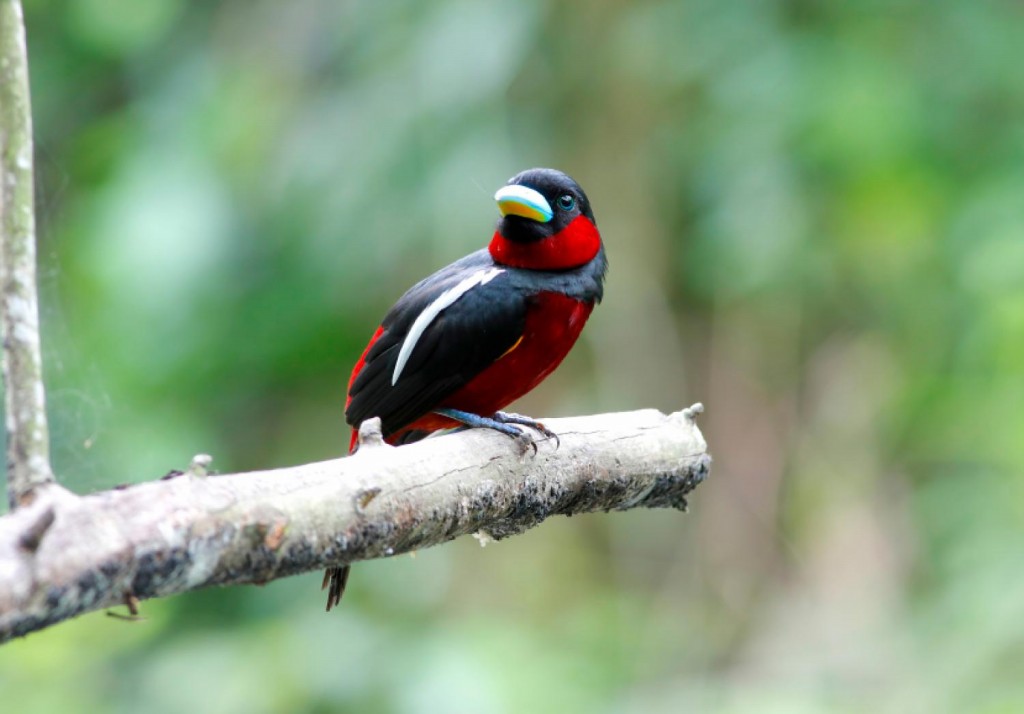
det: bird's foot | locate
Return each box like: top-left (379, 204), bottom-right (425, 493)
top-left (434, 408), bottom-right (558, 455)
top-left (492, 411), bottom-right (560, 450)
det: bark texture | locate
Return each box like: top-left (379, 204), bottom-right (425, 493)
top-left (0, 407), bottom-right (709, 643)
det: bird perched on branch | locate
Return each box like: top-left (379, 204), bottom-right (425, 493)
top-left (323, 168), bottom-right (607, 609)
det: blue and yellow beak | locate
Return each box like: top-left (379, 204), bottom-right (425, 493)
top-left (494, 184), bottom-right (553, 223)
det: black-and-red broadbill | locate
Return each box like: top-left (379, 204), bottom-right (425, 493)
top-left (323, 168), bottom-right (607, 609)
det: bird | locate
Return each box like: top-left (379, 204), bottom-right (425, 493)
top-left (322, 168), bottom-right (607, 610)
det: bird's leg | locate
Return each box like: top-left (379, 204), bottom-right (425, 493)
top-left (434, 408), bottom-right (554, 454)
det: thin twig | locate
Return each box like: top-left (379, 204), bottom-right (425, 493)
top-left (0, 0), bottom-right (55, 509)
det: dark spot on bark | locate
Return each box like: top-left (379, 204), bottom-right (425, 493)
top-left (17, 505), bottom-right (55, 552)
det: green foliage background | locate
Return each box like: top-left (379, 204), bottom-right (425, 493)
top-left (3, 0), bottom-right (1024, 711)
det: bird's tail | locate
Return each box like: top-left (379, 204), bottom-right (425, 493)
top-left (324, 425), bottom-right (434, 611)
top-left (322, 565), bottom-right (350, 612)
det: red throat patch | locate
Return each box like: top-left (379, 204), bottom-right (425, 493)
top-left (488, 215), bottom-right (601, 270)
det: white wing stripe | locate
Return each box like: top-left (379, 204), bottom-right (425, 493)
top-left (391, 267), bottom-right (504, 386)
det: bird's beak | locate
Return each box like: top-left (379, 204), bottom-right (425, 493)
top-left (494, 185), bottom-right (553, 223)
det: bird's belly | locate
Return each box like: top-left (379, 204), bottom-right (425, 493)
top-left (391, 292), bottom-right (594, 438)
top-left (440, 291), bottom-right (594, 415)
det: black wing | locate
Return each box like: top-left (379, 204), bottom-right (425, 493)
top-left (346, 251), bottom-right (527, 438)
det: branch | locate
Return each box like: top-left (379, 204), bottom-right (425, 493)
top-left (1, 0), bottom-right (56, 509)
top-left (0, 406), bottom-right (709, 643)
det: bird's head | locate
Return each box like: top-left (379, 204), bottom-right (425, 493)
top-left (490, 168), bottom-right (602, 270)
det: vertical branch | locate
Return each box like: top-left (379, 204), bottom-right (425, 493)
top-left (0, 0), bottom-right (55, 509)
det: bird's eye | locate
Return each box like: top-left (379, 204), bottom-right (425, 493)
top-left (557, 194), bottom-right (576, 211)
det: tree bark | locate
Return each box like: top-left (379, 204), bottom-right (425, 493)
top-left (0, 407), bottom-right (709, 643)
